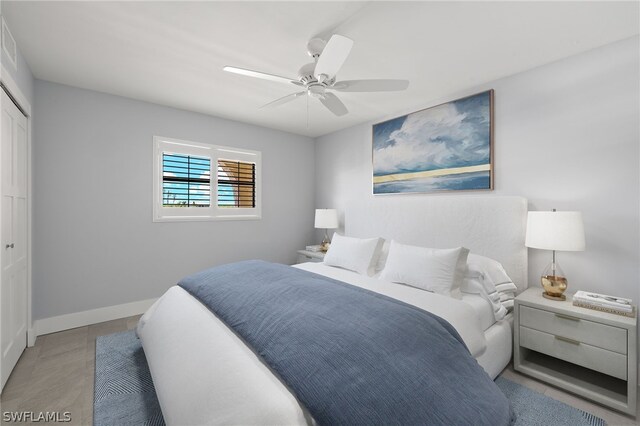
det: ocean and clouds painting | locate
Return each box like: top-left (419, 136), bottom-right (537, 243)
top-left (373, 90), bottom-right (493, 194)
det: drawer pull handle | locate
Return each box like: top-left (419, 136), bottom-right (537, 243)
top-left (555, 335), bottom-right (581, 345)
top-left (555, 313), bottom-right (580, 322)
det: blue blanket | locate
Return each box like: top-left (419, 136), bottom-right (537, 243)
top-left (179, 260), bottom-right (512, 425)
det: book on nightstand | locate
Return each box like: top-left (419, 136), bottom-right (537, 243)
top-left (573, 290), bottom-right (636, 318)
top-left (305, 245), bottom-right (322, 252)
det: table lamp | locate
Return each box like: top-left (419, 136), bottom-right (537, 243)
top-left (315, 209), bottom-right (338, 252)
top-left (525, 209), bottom-right (585, 301)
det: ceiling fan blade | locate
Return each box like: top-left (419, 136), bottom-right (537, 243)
top-left (314, 35), bottom-right (353, 82)
top-left (319, 92), bottom-right (348, 116)
top-left (331, 79), bottom-right (410, 92)
top-left (223, 66), bottom-right (302, 86)
top-left (260, 91), bottom-right (306, 109)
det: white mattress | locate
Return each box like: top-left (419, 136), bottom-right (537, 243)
top-left (138, 263), bottom-right (513, 425)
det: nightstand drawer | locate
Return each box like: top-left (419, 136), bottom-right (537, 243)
top-left (297, 250), bottom-right (325, 264)
top-left (520, 326), bottom-right (627, 380)
top-left (520, 305), bottom-right (627, 354)
top-left (297, 254), bottom-right (323, 263)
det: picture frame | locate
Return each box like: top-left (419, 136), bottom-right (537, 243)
top-left (372, 90), bottom-right (494, 194)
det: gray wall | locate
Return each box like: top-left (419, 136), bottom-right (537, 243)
top-left (315, 36), bottom-right (640, 306)
top-left (34, 80), bottom-right (315, 320)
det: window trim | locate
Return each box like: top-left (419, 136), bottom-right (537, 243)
top-left (153, 136), bottom-right (262, 222)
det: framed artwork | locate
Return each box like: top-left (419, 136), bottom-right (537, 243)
top-left (372, 90), bottom-right (493, 194)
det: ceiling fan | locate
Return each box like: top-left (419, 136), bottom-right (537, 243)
top-left (223, 35), bottom-right (409, 117)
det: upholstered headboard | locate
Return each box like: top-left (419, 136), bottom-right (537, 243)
top-left (345, 196), bottom-right (528, 292)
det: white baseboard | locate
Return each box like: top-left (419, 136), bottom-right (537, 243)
top-left (34, 298), bottom-right (157, 337)
top-left (27, 328), bottom-right (36, 347)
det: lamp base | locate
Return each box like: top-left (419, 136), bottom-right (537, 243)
top-left (542, 292), bottom-right (566, 301)
top-left (320, 233), bottom-right (331, 252)
top-left (541, 273), bottom-right (568, 302)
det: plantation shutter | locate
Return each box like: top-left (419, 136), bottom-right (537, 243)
top-left (217, 159), bottom-right (256, 208)
top-left (162, 153), bottom-right (211, 207)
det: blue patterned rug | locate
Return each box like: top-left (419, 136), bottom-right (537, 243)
top-left (496, 376), bottom-right (606, 426)
top-left (94, 331), bottom-right (164, 426)
top-left (94, 330), bottom-right (606, 426)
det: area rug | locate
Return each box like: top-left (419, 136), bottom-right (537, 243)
top-left (495, 377), bottom-right (605, 426)
top-left (94, 330), bottom-right (164, 426)
top-left (95, 330), bottom-right (606, 426)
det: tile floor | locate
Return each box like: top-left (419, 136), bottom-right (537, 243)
top-left (0, 315), bottom-right (638, 425)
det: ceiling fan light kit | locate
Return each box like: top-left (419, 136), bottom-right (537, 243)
top-left (306, 38), bottom-right (327, 58)
top-left (223, 34), bottom-right (410, 117)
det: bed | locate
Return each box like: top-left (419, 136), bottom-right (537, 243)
top-left (138, 196), bottom-right (528, 425)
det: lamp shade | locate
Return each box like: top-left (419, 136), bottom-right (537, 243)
top-left (525, 211), bottom-right (585, 251)
top-left (315, 209), bottom-right (339, 229)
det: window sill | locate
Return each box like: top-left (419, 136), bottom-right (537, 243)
top-left (153, 215), bottom-right (261, 223)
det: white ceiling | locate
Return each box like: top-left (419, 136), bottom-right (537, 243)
top-left (3, 1), bottom-right (639, 138)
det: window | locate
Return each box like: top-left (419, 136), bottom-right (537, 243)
top-left (153, 136), bottom-right (261, 222)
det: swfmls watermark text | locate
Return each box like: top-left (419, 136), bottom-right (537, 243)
top-left (2, 411), bottom-right (72, 423)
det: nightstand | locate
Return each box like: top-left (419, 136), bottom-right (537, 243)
top-left (514, 287), bottom-right (637, 415)
top-left (296, 250), bottom-right (325, 264)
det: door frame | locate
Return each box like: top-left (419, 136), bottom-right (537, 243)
top-left (0, 64), bottom-right (34, 347)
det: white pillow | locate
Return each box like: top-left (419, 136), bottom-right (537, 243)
top-left (323, 234), bottom-right (384, 276)
top-left (462, 254), bottom-right (517, 311)
top-left (375, 240), bottom-right (391, 273)
top-left (466, 254), bottom-right (513, 287)
top-left (379, 240), bottom-right (469, 298)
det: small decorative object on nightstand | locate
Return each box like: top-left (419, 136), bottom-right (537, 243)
top-left (314, 209), bottom-right (339, 252)
top-left (525, 209), bottom-right (585, 301)
top-left (514, 288), bottom-right (637, 415)
top-left (297, 250), bottom-right (325, 264)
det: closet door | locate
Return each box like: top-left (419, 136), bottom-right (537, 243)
top-left (0, 88), bottom-right (27, 391)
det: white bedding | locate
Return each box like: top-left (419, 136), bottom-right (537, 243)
top-left (303, 263), bottom-right (497, 332)
top-left (138, 263), bottom-right (512, 425)
top-left (294, 263), bottom-right (487, 356)
top-left (461, 292), bottom-right (497, 332)
top-left (138, 285), bottom-right (311, 426)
